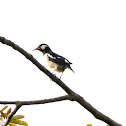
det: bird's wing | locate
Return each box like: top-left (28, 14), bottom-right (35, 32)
top-left (47, 52), bottom-right (72, 66)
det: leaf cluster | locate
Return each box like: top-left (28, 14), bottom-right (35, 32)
top-left (0, 106), bottom-right (28, 126)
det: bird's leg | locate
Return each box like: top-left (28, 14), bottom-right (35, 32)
top-left (52, 70), bottom-right (56, 76)
top-left (59, 72), bottom-right (63, 79)
top-left (49, 70), bottom-right (56, 81)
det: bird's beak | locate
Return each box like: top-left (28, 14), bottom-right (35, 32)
top-left (32, 47), bottom-right (40, 51)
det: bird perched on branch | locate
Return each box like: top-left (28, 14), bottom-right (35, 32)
top-left (33, 44), bottom-right (74, 79)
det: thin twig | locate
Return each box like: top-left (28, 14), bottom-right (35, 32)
top-left (0, 95), bottom-right (71, 105)
top-left (1, 95), bottom-right (70, 126)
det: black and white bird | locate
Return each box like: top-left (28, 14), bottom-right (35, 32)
top-left (33, 44), bottom-right (74, 79)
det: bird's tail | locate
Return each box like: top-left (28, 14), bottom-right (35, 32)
top-left (69, 66), bottom-right (75, 73)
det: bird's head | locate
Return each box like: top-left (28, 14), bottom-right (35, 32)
top-left (33, 44), bottom-right (51, 54)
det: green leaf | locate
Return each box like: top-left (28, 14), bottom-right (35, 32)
top-left (11, 115), bottom-right (24, 120)
top-left (11, 119), bottom-right (28, 126)
top-left (0, 106), bottom-right (8, 112)
top-left (87, 124), bottom-right (93, 126)
top-left (0, 117), bottom-right (4, 121)
top-left (9, 123), bottom-right (17, 126)
top-left (7, 108), bottom-right (11, 116)
top-left (0, 111), bottom-right (6, 119)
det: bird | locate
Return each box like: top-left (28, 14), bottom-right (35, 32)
top-left (33, 44), bottom-right (74, 79)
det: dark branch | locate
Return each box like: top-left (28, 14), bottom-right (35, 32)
top-left (2, 95), bottom-right (70, 126)
top-left (0, 95), bottom-right (71, 105)
top-left (0, 37), bottom-right (122, 126)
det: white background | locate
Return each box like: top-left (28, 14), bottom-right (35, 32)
top-left (0, 0), bottom-right (126, 126)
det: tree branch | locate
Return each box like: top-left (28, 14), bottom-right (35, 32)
top-left (1, 95), bottom-right (70, 126)
top-left (0, 95), bottom-right (71, 105)
top-left (0, 36), bottom-right (122, 126)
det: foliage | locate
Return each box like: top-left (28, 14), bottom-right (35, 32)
top-left (86, 124), bottom-right (110, 126)
top-left (87, 124), bottom-right (93, 126)
top-left (0, 106), bottom-right (28, 126)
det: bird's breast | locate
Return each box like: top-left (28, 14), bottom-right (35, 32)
top-left (44, 53), bottom-right (66, 72)
top-left (44, 53), bottom-right (58, 69)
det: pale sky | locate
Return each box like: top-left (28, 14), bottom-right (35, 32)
top-left (0, 0), bottom-right (126, 126)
